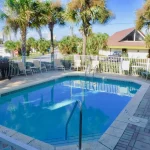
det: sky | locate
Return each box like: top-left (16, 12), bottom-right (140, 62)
top-left (0, 0), bottom-right (146, 41)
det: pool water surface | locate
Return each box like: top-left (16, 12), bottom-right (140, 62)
top-left (0, 76), bottom-right (141, 145)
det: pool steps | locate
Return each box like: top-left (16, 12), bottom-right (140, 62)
top-left (44, 133), bottom-right (102, 146)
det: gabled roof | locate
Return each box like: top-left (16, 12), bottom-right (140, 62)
top-left (107, 27), bottom-right (147, 49)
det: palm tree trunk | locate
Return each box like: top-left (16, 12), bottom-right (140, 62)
top-left (48, 23), bottom-right (54, 53)
top-left (21, 28), bottom-right (27, 65)
top-left (82, 34), bottom-right (87, 55)
top-left (48, 23), bottom-right (54, 64)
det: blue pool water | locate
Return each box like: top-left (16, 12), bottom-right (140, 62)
top-left (0, 76), bottom-right (140, 145)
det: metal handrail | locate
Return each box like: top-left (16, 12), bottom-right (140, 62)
top-left (65, 101), bottom-right (79, 140)
top-left (85, 64), bottom-right (98, 77)
top-left (65, 100), bottom-right (83, 150)
top-left (78, 101), bottom-right (82, 150)
top-left (92, 65), bottom-right (98, 77)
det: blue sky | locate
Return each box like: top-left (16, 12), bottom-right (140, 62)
top-left (0, 0), bottom-right (145, 41)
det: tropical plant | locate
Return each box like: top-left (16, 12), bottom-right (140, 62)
top-left (30, 1), bottom-right (46, 39)
top-left (26, 37), bottom-right (37, 56)
top-left (86, 33), bottom-right (109, 55)
top-left (0, 0), bottom-right (33, 63)
top-left (4, 40), bottom-right (16, 53)
top-left (145, 34), bottom-right (150, 58)
top-left (27, 37), bottom-right (37, 50)
top-left (43, 0), bottom-right (65, 59)
top-left (4, 40), bottom-right (21, 56)
top-left (15, 41), bottom-right (22, 55)
top-left (136, 0), bottom-right (150, 31)
top-left (136, 0), bottom-right (150, 58)
top-left (36, 39), bottom-right (50, 55)
top-left (66, 0), bottom-right (113, 55)
top-left (145, 34), bottom-right (150, 48)
top-left (3, 25), bottom-right (12, 40)
top-left (58, 36), bottom-right (82, 54)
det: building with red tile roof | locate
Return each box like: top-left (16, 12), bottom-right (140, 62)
top-left (100, 27), bottom-right (149, 58)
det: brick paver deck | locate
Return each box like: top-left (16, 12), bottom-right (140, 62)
top-left (114, 87), bottom-right (150, 150)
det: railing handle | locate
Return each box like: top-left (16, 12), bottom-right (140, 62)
top-left (65, 100), bottom-right (83, 150)
top-left (65, 101), bottom-right (78, 140)
top-left (79, 101), bottom-right (82, 150)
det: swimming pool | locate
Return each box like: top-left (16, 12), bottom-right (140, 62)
top-left (0, 76), bottom-right (141, 146)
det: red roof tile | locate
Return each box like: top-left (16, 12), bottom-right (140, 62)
top-left (107, 27), bottom-right (147, 48)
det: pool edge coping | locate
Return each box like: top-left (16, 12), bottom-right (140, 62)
top-left (0, 72), bottom-right (149, 150)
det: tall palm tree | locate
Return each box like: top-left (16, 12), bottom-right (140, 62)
top-left (0, 0), bottom-right (33, 64)
top-left (44, 0), bottom-right (65, 62)
top-left (136, 0), bottom-right (150, 57)
top-left (136, 0), bottom-right (150, 31)
top-left (66, 0), bottom-right (113, 55)
top-left (30, 0), bottom-right (46, 39)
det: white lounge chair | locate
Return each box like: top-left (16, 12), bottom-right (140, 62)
top-left (17, 62), bottom-right (33, 76)
top-left (54, 59), bottom-right (65, 71)
top-left (121, 61), bottom-right (130, 74)
top-left (71, 60), bottom-right (82, 71)
top-left (33, 60), bottom-right (47, 73)
top-left (85, 60), bottom-right (99, 75)
top-left (91, 60), bottom-right (99, 70)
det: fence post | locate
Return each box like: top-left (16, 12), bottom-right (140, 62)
top-left (147, 58), bottom-right (150, 72)
top-left (119, 57), bottom-right (123, 75)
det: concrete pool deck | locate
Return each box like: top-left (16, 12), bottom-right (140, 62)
top-left (0, 71), bottom-right (150, 150)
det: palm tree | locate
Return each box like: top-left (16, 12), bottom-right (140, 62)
top-left (136, 0), bottom-right (150, 31)
top-left (136, 0), bottom-right (150, 57)
top-left (0, 0), bottom-right (33, 64)
top-left (66, 0), bottom-right (113, 55)
top-left (43, 0), bottom-right (65, 62)
top-left (86, 33), bottom-right (109, 55)
top-left (37, 39), bottom-right (50, 55)
top-left (58, 35), bottom-right (81, 54)
top-left (145, 34), bottom-right (150, 48)
top-left (4, 40), bottom-right (16, 53)
top-left (3, 25), bottom-right (12, 41)
top-left (27, 37), bottom-right (37, 49)
top-left (30, 0), bottom-right (46, 39)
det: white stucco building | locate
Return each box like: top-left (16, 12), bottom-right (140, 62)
top-left (100, 27), bottom-right (149, 58)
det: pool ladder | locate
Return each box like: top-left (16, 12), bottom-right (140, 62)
top-left (85, 65), bottom-right (98, 77)
top-left (65, 100), bottom-right (83, 150)
top-left (84, 64), bottom-right (98, 91)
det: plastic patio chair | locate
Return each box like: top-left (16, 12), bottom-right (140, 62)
top-left (121, 61), bottom-right (130, 75)
top-left (54, 59), bottom-right (65, 71)
top-left (33, 60), bottom-right (47, 73)
top-left (91, 60), bottom-right (99, 70)
top-left (71, 60), bottom-right (82, 71)
top-left (17, 62), bottom-right (33, 76)
top-left (42, 62), bottom-right (52, 71)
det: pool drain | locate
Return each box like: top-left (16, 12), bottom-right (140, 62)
top-left (129, 117), bottom-right (140, 123)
